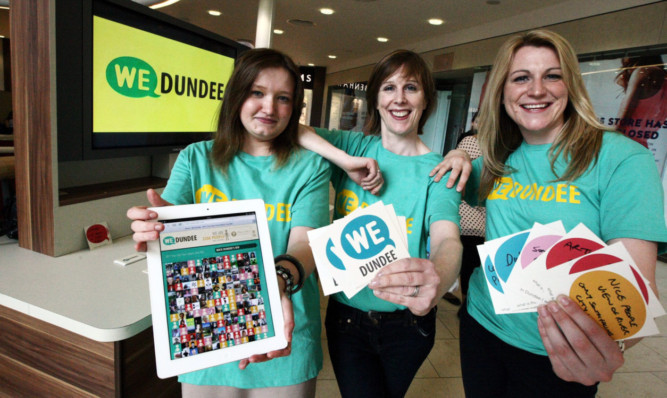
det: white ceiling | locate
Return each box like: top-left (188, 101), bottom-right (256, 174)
top-left (143, 0), bottom-right (660, 73)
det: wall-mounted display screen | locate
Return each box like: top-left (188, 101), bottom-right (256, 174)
top-left (92, 16), bottom-right (234, 138)
top-left (57, 0), bottom-right (248, 161)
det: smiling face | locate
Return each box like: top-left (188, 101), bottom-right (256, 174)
top-left (503, 45), bottom-right (568, 145)
top-left (377, 65), bottom-right (427, 138)
top-left (240, 67), bottom-right (294, 152)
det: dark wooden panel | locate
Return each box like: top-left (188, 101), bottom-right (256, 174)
top-left (10, 0), bottom-right (55, 254)
top-left (117, 327), bottom-right (180, 398)
top-left (0, 305), bottom-right (114, 360)
top-left (0, 309), bottom-right (115, 396)
top-left (0, 353), bottom-right (96, 398)
top-left (59, 177), bottom-right (168, 206)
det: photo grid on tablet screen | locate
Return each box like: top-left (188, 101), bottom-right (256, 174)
top-left (159, 212), bottom-right (275, 360)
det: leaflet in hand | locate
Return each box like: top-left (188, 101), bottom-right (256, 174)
top-left (308, 201), bottom-right (409, 299)
top-left (479, 222), bottom-right (664, 340)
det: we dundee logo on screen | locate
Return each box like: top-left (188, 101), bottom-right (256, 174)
top-left (106, 56), bottom-right (227, 101)
top-left (93, 16), bottom-right (235, 133)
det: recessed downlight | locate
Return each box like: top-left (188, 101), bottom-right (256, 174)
top-left (207, 10), bottom-right (221, 16)
top-left (377, 37), bottom-right (389, 42)
top-left (328, 55), bottom-right (337, 59)
top-left (428, 18), bottom-right (444, 25)
top-left (320, 8), bottom-right (335, 15)
top-left (273, 29), bottom-right (284, 34)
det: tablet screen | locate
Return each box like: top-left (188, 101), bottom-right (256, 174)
top-left (159, 212), bottom-right (276, 360)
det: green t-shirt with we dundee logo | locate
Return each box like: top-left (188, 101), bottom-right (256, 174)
top-left (162, 140), bottom-right (330, 388)
top-left (315, 127), bottom-right (461, 313)
top-left (464, 132), bottom-right (667, 356)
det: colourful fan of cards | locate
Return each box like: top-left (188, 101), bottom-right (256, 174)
top-left (308, 201), bottom-right (409, 299)
top-left (479, 221), bottom-right (665, 340)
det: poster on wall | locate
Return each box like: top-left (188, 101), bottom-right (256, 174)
top-left (580, 55), bottom-right (667, 179)
top-left (327, 83), bottom-right (368, 131)
top-left (580, 55), bottom-right (667, 223)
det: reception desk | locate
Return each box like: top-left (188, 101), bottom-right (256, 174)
top-left (0, 236), bottom-right (179, 397)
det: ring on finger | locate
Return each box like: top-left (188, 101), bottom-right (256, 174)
top-left (409, 285), bottom-right (420, 297)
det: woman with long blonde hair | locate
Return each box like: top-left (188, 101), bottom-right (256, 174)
top-left (433, 29), bottom-right (666, 397)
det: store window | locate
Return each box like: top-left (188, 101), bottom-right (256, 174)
top-left (325, 82), bottom-right (367, 131)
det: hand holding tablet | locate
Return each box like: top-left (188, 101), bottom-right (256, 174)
top-left (145, 199), bottom-right (288, 378)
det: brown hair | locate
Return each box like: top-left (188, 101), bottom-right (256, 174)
top-left (477, 29), bottom-right (606, 199)
top-left (210, 48), bottom-right (304, 172)
top-left (363, 50), bottom-right (436, 135)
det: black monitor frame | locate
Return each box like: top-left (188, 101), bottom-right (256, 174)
top-left (56, 0), bottom-right (248, 161)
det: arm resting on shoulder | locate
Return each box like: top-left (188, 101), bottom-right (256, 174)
top-left (429, 149), bottom-right (472, 192)
top-left (298, 124), bottom-right (383, 194)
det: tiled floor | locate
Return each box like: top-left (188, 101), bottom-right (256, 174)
top-left (315, 261), bottom-right (667, 398)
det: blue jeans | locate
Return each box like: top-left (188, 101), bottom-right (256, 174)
top-left (325, 299), bottom-right (436, 398)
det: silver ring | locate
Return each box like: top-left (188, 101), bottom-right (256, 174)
top-left (409, 285), bottom-right (420, 297)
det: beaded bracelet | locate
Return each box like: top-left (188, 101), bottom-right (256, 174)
top-left (274, 254), bottom-right (305, 294)
top-left (275, 264), bottom-right (294, 298)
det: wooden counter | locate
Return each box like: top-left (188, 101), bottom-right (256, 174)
top-left (0, 236), bottom-right (179, 397)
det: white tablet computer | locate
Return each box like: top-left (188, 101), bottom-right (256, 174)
top-left (146, 199), bottom-right (287, 379)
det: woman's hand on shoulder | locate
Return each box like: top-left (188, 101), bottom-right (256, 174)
top-left (343, 156), bottom-right (384, 195)
top-left (126, 188), bottom-right (173, 252)
top-left (537, 295), bottom-right (624, 385)
top-left (429, 149), bottom-right (471, 192)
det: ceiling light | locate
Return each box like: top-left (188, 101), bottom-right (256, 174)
top-left (273, 29), bottom-right (284, 34)
top-left (308, 63), bottom-right (315, 66)
top-left (377, 37), bottom-right (389, 43)
top-left (208, 10), bottom-right (221, 16)
top-left (149, 0), bottom-right (180, 9)
top-left (320, 8), bottom-right (335, 15)
top-left (328, 55), bottom-right (337, 59)
top-left (428, 18), bottom-right (444, 26)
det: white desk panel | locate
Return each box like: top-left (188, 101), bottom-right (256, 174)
top-left (0, 236), bottom-right (152, 342)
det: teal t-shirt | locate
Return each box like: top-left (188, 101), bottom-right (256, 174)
top-left (161, 140), bottom-right (331, 387)
top-left (465, 132), bottom-right (667, 355)
top-left (315, 128), bottom-right (461, 312)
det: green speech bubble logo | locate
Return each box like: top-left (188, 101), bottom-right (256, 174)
top-left (106, 56), bottom-right (160, 98)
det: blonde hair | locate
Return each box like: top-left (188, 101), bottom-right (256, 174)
top-left (477, 29), bottom-right (607, 199)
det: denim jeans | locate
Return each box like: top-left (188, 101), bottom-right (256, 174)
top-left (325, 298), bottom-right (436, 398)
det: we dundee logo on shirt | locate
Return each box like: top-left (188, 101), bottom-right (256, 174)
top-left (93, 16), bottom-right (235, 133)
